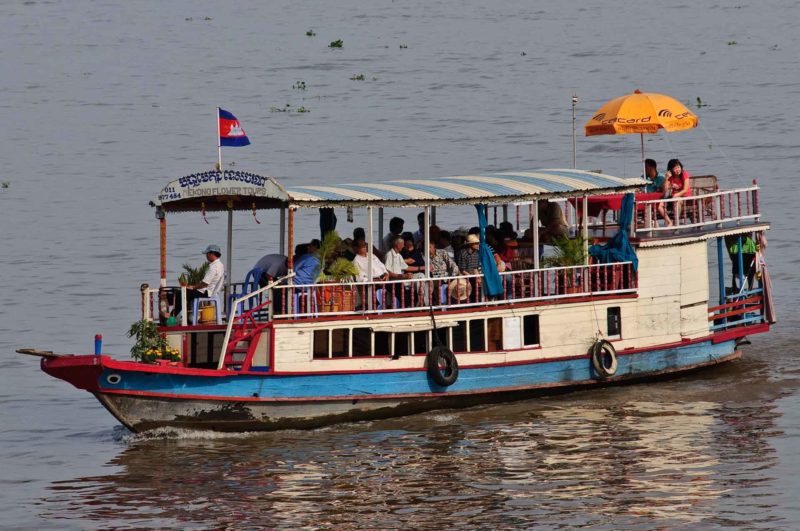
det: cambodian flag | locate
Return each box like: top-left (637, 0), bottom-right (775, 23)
top-left (218, 108), bottom-right (251, 147)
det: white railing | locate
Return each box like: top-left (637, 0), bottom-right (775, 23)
top-left (218, 273), bottom-right (296, 369)
top-left (271, 262), bottom-right (637, 319)
top-left (635, 185), bottom-right (760, 234)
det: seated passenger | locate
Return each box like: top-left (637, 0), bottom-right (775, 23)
top-left (537, 200), bottom-right (569, 244)
top-left (174, 244), bottom-right (226, 318)
top-left (352, 227), bottom-right (383, 261)
top-left (352, 240), bottom-right (389, 282)
top-left (401, 232), bottom-right (426, 273)
top-left (293, 243), bottom-right (321, 286)
top-left (456, 234), bottom-right (482, 274)
top-left (382, 216), bottom-right (405, 252)
top-left (437, 230), bottom-right (454, 260)
top-left (664, 158), bottom-right (692, 225)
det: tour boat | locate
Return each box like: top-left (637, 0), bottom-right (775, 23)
top-left (19, 168), bottom-right (774, 432)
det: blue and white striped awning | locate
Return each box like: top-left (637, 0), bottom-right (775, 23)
top-left (286, 169), bottom-right (646, 207)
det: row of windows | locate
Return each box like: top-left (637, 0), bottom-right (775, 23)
top-left (311, 308), bottom-right (620, 359)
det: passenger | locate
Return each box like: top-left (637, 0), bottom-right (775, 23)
top-left (413, 212), bottom-right (425, 244)
top-left (664, 158), bottom-right (692, 225)
top-left (426, 241), bottom-right (461, 305)
top-left (384, 236), bottom-right (414, 306)
top-left (537, 199), bottom-right (569, 244)
top-left (499, 220), bottom-right (516, 240)
top-left (437, 230), bottom-right (454, 260)
top-left (253, 253), bottom-right (288, 286)
top-left (456, 234), bottom-right (482, 274)
top-left (643, 158), bottom-right (670, 226)
top-left (383, 216), bottom-right (405, 252)
top-left (174, 244), bottom-right (226, 318)
top-left (293, 243), bottom-right (321, 285)
top-left (352, 240), bottom-right (389, 282)
top-left (352, 227), bottom-right (384, 261)
top-left (401, 232), bottom-right (426, 273)
top-left (725, 234), bottom-right (761, 291)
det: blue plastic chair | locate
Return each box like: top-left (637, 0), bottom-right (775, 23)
top-left (192, 294), bottom-right (223, 325)
top-left (228, 267), bottom-right (265, 318)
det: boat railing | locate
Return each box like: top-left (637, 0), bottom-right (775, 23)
top-left (634, 184), bottom-right (760, 235)
top-left (271, 261), bottom-right (637, 320)
top-left (708, 288), bottom-right (765, 331)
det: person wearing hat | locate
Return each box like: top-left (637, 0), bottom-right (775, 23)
top-left (456, 234), bottom-right (482, 274)
top-left (174, 244), bottom-right (226, 318)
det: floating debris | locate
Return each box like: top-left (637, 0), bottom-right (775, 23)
top-left (306, 29), bottom-right (316, 37)
top-left (727, 40), bottom-right (737, 45)
top-left (293, 80), bottom-right (307, 90)
top-left (350, 74), bottom-right (365, 81)
top-left (329, 39), bottom-right (343, 49)
top-left (399, 44), bottom-right (408, 49)
top-left (521, 51), bottom-right (527, 56)
top-left (1, 181), bottom-right (9, 189)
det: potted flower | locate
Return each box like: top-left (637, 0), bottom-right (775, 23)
top-left (127, 318), bottom-right (182, 365)
top-left (315, 231), bottom-right (359, 312)
top-left (541, 235), bottom-right (586, 294)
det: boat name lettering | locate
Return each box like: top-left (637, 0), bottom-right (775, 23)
top-left (178, 171), bottom-right (267, 189)
top-left (185, 186), bottom-right (269, 197)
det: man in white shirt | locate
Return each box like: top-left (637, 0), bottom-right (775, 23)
top-left (384, 236), bottom-right (414, 307)
top-left (174, 244), bottom-right (226, 319)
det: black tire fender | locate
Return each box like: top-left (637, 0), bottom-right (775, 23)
top-left (591, 339), bottom-right (618, 378)
top-left (426, 346), bottom-right (459, 386)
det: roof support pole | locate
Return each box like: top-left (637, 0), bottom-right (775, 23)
top-left (378, 207), bottom-right (384, 252)
top-left (287, 207), bottom-right (295, 314)
top-left (532, 202), bottom-right (540, 270)
top-left (717, 237), bottom-right (726, 306)
top-left (157, 208), bottom-right (166, 288)
top-left (431, 206), bottom-right (437, 227)
top-left (226, 200), bottom-right (233, 313)
top-left (582, 195), bottom-right (589, 266)
top-left (367, 206), bottom-right (374, 311)
top-left (279, 208), bottom-right (286, 256)
top-left (424, 206), bottom-right (431, 278)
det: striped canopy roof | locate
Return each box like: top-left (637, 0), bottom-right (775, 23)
top-left (286, 169), bottom-right (646, 207)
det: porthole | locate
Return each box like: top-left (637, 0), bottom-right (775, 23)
top-left (106, 373), bottom-right (122, 385)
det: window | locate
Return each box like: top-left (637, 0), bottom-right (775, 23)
top-left (487, 318), bottom-right (503, 351)
top-left (452, 321), bottom-right (468, 352)
top-left (352, 328), bottom-right (371, 357)
top-left (374, 332), bottom-right (391, 357)
top-left (413, 331), bottom-right (428, 355)
top-left (523, 315), bottom-right (540, 346)
top-left (394, 332), bottom-right (411, 357)
top-left (331, 329), bottom-right (350, 358)
top-left (313, 330), bottom-right (329, 359)
top-left (469, 319), bottom-right (486, 352)
top-left (607, 307), bottom-right (621, 338)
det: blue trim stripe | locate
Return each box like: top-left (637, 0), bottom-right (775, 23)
top-left (435, 177), bottom-right (524, 197)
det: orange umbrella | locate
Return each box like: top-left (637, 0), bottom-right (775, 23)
top-left (584, 90), bottom-right (699, 167)
top-left (585, 89), bottom-right (698, 136)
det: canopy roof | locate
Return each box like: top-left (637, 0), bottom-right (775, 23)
top-left (286, 169), bottom-right (645, 207)
top-left (153, 169), bottom-right (646, 211)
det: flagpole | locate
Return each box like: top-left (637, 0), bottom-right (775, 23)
top-left (217, 106), bottom-right (222, 171)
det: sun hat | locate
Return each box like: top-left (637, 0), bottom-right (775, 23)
top-left (202, 244), bottom-right (221, 255)
top-left (448, 278), bottom-right (473, 302)
top-left (466, 234), bottom-right (480, 244)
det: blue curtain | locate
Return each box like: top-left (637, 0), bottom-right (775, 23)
top-left (475, 204), bottom-right (504, 297)
top-left (588, 193), bottom-right (638, 270)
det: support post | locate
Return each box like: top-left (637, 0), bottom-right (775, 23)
top-left (532, 201), bottom-right (540, 270)
top-left (736, 235), bottom-right (744, 293)
top-left (378, 207), bottom-right (384, 252)
top-left (716, 237), bottom-right (726, 305)
top-left (279, 208), bottom-right (286, 255)
top-left (582, 195), bottom-right (589, 265)
top-left (157, 208), bottom-right (166, 288)
top-left (367, 206), bottom-right (374, 310)
top-left (424, 206), bottom-right (431, 278)
top-left (572, 94), bottom-right (578, 169)
top-left (226, 200), bottom-right (233, 312)
top-left (287, 207), bottom-right (295, 314)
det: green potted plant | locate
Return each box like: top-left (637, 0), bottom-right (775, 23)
top-left (541, 235), bottom-right (586, 293)
top-left (178, 261), bottom-right (209, 286)
top-left (315, 231), bottom-right (359, 311)
top-left (127, 319), bottom-right (181, 364)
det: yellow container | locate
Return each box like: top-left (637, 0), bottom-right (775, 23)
top-left (198, 303), bottom-right (216, 324)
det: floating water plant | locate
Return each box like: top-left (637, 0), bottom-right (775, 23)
top-left (399, 44), bottom-right (408, 49)
top-left (293, 80), bottom-right (307, 90)
top-left (350, 74), bottom-right (365, 81)
top-left (296, 106), bottom-right (310, 113)
top-left (329, 39), bottom-right (343, 48)
top-left (306, 29), bottom-right (316, 37)
top-left (1, 181), bottom-right (8, 189)
top-left (727, 40), bottom-right (737, 45)
top-left (696, 97), bottom-right (708, 108)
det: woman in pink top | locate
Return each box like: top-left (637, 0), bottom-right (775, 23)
top-left (665, 158), bottom-right (691, 225)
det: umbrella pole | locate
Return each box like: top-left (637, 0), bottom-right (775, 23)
top-left (640, 133), bottom-right (646, 178)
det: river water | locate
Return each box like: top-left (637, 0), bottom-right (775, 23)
top-left (2, 0), bottom-right (799, 528)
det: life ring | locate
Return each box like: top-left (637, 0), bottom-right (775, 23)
top-left (426, 346), bottom-right (459, 386)
top-left (591, 340), bottom-right (618, 378)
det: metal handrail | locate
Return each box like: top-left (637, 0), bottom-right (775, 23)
top-left (218, 272), bottom-right (295, 369)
